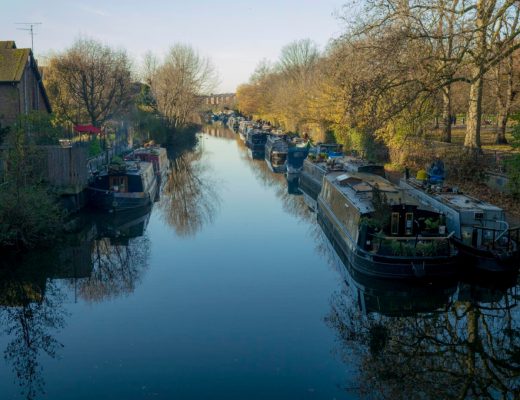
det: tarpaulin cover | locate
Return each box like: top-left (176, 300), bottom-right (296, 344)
top-left (74, 124), bottom-right (101, 134)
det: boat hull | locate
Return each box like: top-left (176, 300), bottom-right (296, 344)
top-left (88, 188), bottom-right (156, 212)
top-left (318, 197), bottom-right (458, 280)
top-left (453, 238), bottom-right (519, 273)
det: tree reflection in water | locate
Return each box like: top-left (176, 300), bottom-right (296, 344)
top-left (0, 208), bottom-right (153, 398)
top-left (0, 263), bottom-right (67, 400)
top-left (326, 272), bottom-right (520, 399)
top-left (77, 235), bottom-right (151, 302)
top-left (62, 207), bottom-right (153, 303)
top-left (160, 142), bottom-right (220, 237)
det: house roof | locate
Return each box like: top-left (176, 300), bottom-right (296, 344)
top-left (0, 41), bottom-right (16, 49)
top-left (0, 47), bottom-right (30, 82)
top-left (0, 41), bottom-right (52, 113)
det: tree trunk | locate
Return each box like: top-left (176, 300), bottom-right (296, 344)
top-left (494, 55), bottom-right (513, 145)
top-left (464, 73), bottom-right (483, 151)
top-left (441, 85), bottom-right (452, 143)
top-left (495, 112), bottom-right (508, 144)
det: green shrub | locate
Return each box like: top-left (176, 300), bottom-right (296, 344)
top-left (89, 137), bottom-right (102, 157)
top-left (0, 184), bottom-right (63, 249)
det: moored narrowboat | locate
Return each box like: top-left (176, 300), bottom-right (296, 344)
top-left (400, 177), bottom-right (520, 272)
top-left (286, 138), bottom-right (310, 174)
top-left (125, 146), bottom-right (169, 186)
top-left (265, 135), bottom-right (288, 173)
top-left (317, 171), bottom-right (458, 279)
top-left (88, 161), bottom-right (158, 212)
top-left (246, 129), bottom-right (268, 159)
top-left (299, 159), bottom-right (339, 211)
top-left (300, 155), bottom-right (385, 210)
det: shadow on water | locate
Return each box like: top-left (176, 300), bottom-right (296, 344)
top-left (0, 206), bottom-right (153, 399)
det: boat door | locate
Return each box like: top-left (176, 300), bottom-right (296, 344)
top-left (109, 176), bottom-right (128, 192)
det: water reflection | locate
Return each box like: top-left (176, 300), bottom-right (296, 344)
top-left (0, 207), bottom-right (153, 399)
top-left (72, 209), bottom-right (152, 302)
top-left (0, 255), bottom-right (67, 400)
top-left (160, 140), bottom-right (221, 237)
top-left (326, 264), bottom-right (520, 398)
top-left (236, 136), bottom-right (312, 222)
top-left (202, 123), bottom-right (236, 140)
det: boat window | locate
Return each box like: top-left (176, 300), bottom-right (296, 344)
top-left (109, 176), bottom-right (127, 192)
top-left (391, 212), bottom-right (400, 235)
top-left (405, 212), bottom-right (413, 235)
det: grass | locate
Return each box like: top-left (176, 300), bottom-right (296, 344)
top-left (426, 126), bottom-right (517, 152)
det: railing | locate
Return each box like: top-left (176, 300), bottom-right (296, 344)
top-left (371, 232), bottom-right (455, 258)
top-left (472, 225), bottom-right (520, 250)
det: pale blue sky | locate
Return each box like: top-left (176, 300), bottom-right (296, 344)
top-left (0, 0), bottom-right (347, 92)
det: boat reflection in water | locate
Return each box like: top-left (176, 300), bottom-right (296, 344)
top-left (343, 265), bottom-right (457, 317)
top-left (0, 206), bottom-right (152, 399)
top-left (286, 173), bottom-right (301, 196)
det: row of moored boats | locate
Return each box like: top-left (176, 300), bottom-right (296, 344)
top-left (227, 116), bottom-right (520, 280)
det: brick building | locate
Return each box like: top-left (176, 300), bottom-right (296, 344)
top-left (0, 40), bottom-right (51, 127)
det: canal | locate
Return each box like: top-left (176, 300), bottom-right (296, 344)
top-left (0, 128), bottom-right (518, 399)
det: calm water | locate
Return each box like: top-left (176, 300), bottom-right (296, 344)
top-left (0, 128), bottom-right (519, 399)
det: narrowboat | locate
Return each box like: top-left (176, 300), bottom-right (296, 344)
top-left (400, 177), bottom-right (520, 272)
top-left (88, 161), bottom-right (158, 212)
top-left (309, 143), bottom-right (343, 158)
top-left (300, 159), bottom-right (340, 211)
top-left (246, 129), bottom-right (268, 159)
top-left (317, 171), bottom-right (458, 279)
top-left (286, 138), bottom-right (310, 174)
top-left (299, 143), bottom-right (344, 204)
top-left (125, 146), bottom-right (169, 186)
top-left (265, 135), bottom-right (288, 173)
top-left (300, 155), bottom-right (385, 210)
top-left (238, 121), bottom-right (255, 141)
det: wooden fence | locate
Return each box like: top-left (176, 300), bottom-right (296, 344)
top-left (0, 144), bottom-right (89, 194)
top-left (45, 144), bottom-right (88, 194)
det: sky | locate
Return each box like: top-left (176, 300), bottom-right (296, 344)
top-left (0, 0), bottom-right (347, 92)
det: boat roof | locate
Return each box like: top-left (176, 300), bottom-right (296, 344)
top-left (133, 146), bottom-right (167, 155)
top-left (103, 160), bottom-right (154, 176)
top-left (340, 155), bottom-right (384, 171)
top-left (324, 171), bottom-right (403, 214)
top-left (304, 156), bottom-right (383, 174)
top-left (402, 179), bottom-right (503, 213)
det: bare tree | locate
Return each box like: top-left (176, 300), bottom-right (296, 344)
top-left (278, 39), bottom-right (320, 82)
top-left (151, 44), bottom-right (217, 128)
top-left (45, 38), bottom-right (132, 127)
